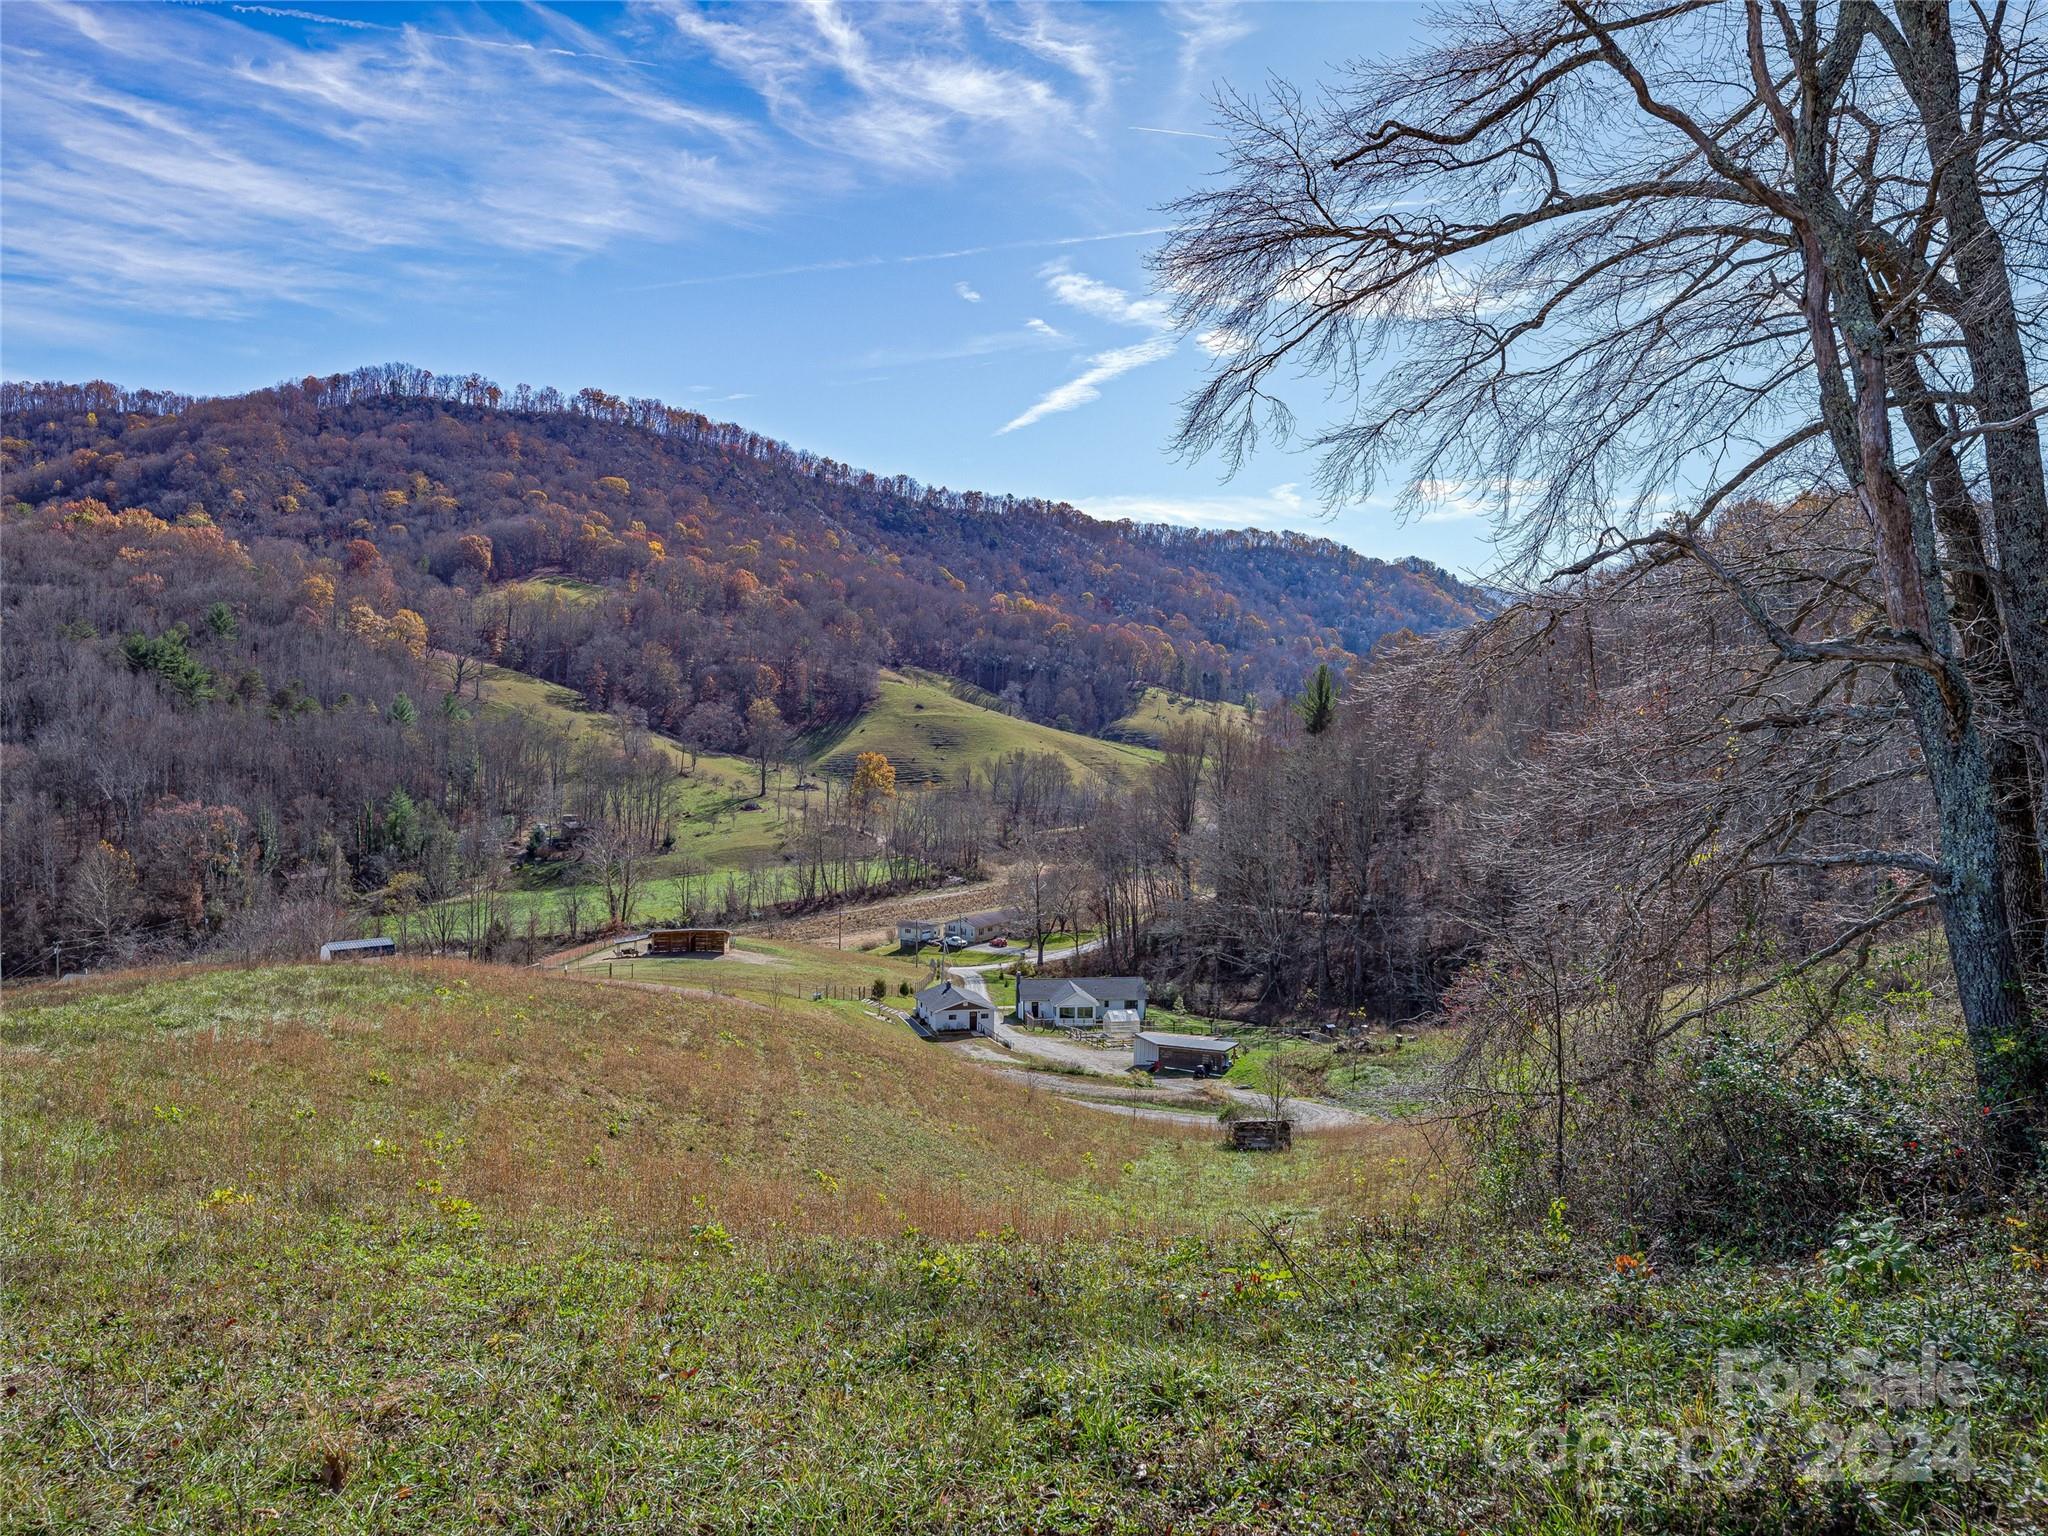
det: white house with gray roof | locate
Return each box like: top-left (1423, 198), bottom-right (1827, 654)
top-left (914, 975), bottom-right (997, 1036)
top-left (1014, 976), bottom-right (1148, 1029)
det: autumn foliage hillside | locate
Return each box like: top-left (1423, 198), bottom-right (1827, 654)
top-left (0, 367), bottom-right (1485, 976)
top-left (3, 367), bottom-right (1487, 736)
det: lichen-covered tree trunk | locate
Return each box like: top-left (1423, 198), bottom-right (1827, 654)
top-left (1791, 36), bottom-right (2045, 1162)
top-left (1885, 4), bottom-right (2048, 771)
top-left (1892, 347), bottom-right (2048, 985)
top-left (1896, 663), bottom-right (2042, 1166)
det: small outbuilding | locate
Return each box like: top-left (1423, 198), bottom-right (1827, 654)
top-left (319, 937), bottom-right (396, 963)
top-left (1133, 1030), bottom-right (1239, 1075)
top-left (646, 928), bottom-right (732, 956)
top-left (1229, 1118), bottom-right (1293, 1152)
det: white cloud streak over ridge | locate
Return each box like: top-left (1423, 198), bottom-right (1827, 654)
top-left (1069, 483), bottom-right (1317, 529)
top-left (998, 336), bottom-right (1176, 434)
top-left (997, 258), bottom-right (1179, 433)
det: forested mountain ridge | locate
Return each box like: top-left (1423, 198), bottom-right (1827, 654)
top-left (0, 365), bottom-right (1483, 975)
top-left (2, 367), bottom-right (1487, 737)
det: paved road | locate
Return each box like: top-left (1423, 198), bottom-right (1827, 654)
top-left (948, 937), bottom-right (1105, 974)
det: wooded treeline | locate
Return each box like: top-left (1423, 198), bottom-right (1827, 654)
top-left (1074, 498), bottom-right (1931, 1015)
top-left (2, 503), bottom-right (477, 971)
top-left (0, 494), bottom-right (997, 974)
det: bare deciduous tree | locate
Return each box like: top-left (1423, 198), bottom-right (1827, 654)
top-left (1157, 0), bottom-right (2048, 1163)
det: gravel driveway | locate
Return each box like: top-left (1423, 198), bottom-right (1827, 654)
top-left (959, 1026), bottom-right (1371, 1129)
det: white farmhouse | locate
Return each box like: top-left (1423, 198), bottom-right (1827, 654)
top-left (1014, 976), bottom-right (1148, 1028)
top-left (913, 974), bottom-right (997, 1036)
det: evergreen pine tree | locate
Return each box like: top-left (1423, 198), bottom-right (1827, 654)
top-left (1295, 662), bottom-right (1338, 735)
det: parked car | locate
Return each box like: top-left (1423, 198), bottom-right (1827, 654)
top-left (989, 937), bottom-right (1009, 948)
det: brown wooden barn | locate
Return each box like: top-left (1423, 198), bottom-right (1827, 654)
top-left (645, 928), bottom-right (732, 956)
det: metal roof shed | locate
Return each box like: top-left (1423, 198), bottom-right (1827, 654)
top-left (319, 938), bottom-right (396, 962)
top-left (1132, 1031), bottom-right (1239, 1073)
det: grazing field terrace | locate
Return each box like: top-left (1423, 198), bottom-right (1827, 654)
top-left (802, 669), bottom-right (1161, 788)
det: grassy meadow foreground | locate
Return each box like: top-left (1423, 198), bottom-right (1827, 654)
top-left (4, 961), bottom-right (2045, 1534)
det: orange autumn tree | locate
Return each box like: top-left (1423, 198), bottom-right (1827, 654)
top-left (453, 533), bottom-right (493, 584)
top-left (846, 751), bottom-right (896, 826)
top-left (385, 608), bottom-right (429, 659)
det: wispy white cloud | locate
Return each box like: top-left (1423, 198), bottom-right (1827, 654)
top-left (228, 6), bottom-right (378, 34)
top-left (1040, 259), bottom-right (1173, 331)
top-left (632, 226), bottom-right (1170, 291)
top-left (1066, 483), bottom-right (1318, 529)
top-left (1089, 477), bottom-right (1542, 529)
top-left (1411, 478), bottom-right (1546, 522)
top-left (860, 325), bottom-right (1071, 369)
top-left (996, 258), bottom-right (1179, 432)
top-left (1025, 317), bottom-right (1064, 339)
top-left (228, 2), bottom-right (661, 66)
top-left (1196, 324), bottom-right (1253, 356)
top-left (985, 2), bottom-right (1114, 112)
top-left (0, 0), bottom-right (766, 319)
top-left (1129, 124), bottom-right (1227, 141)
top-left (998, 336), bottom-right (1175, 434)
top-left (663, 0), bottom-right (1107, 176)
top-left (954, 281), bottom-right (983, 303)
top-left (1165, 1), bottom-right (1254, 88)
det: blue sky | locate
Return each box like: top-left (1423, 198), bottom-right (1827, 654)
top-left (0, 1), bottom-right (1495, 572)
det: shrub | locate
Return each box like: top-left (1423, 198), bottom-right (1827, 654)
top-left (1668, 1037), bottom-right (1971, 1248)
top-left (1820, 1212), bottom-right (1926, 1292)
top-left (1462, 1031), bottom-right (1982, 1258)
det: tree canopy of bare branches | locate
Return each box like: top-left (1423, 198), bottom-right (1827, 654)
top-left (1158, 0), bottom-right (2048, 1165)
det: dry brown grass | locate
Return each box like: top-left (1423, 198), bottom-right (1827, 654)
top-left (2, 959), bottom-right (1439, 1243)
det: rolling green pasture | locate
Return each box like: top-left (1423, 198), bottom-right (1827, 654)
top-left (1103, 685), bottom-right (1255, 748)
top-left (802, 669), bottom-right (1160, 787)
